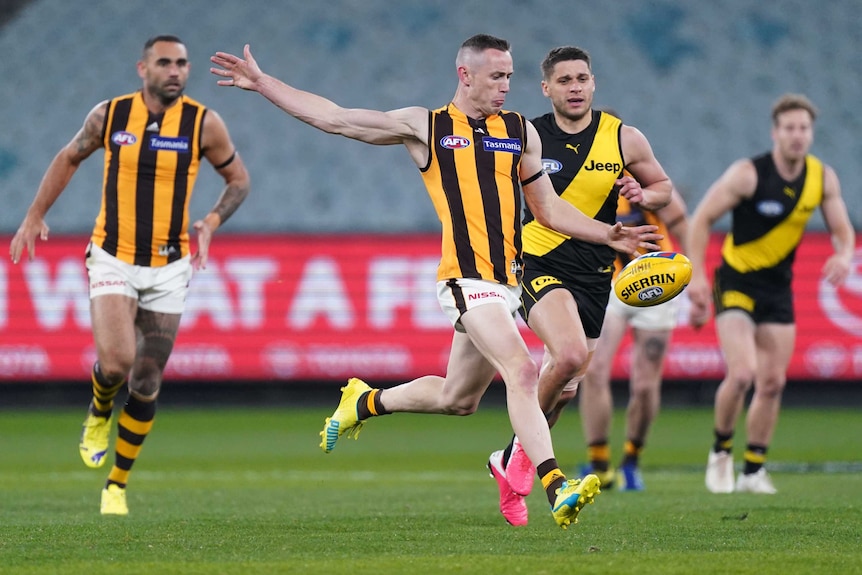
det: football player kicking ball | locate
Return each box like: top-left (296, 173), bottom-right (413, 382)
top-left (212, 36), bottom-right (661, 528)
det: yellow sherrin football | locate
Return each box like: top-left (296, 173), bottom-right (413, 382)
top-left (614, 251), bottom-right (692, 307)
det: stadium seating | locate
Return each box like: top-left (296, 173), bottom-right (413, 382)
top-left (0, 0), bottom-right (857, 233)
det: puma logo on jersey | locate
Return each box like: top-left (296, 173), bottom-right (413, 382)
top-left (783, 186), bottom-right (796, 199)
top-left (565, 143), bottom-right (580, 153)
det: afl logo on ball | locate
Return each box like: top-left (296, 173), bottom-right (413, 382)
top-left (638, 287), bottom-right (665, 302)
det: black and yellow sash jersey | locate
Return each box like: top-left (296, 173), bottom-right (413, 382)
top-left (522, 110), bottom-right (622, 285)
top-left (720, 152), bottom-right (824, 283)
top-left (91, 91), bottom-right (206, 267)
top-left (614, 193), bottom-right (676, 276)
top-left (420, 103), bottom-right (526, 287)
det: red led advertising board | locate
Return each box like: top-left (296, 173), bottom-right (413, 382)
top-left (1, 233), bottom-right (859, 382)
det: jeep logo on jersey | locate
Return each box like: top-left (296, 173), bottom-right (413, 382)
top-left (111, 131), bottom-right (137, 146)
top-left (542, 159), bottom-right (562, 174)
top-left (148, 135), bottom-right (190, 152)
top-left (440, 135), bottom-right (471, 149)
top-left (756, 200), bottom-right (785, 217)
top-left (482, 137), bottom-right (522, 154)
top-left (584, 159), bottom-right (622, 173)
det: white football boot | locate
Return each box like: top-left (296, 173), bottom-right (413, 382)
top-left (735, 468), bottom-right (777, 494)
top-left (705, 450), bottom-right (735, 493)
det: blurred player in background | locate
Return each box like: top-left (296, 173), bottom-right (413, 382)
top-left (212, 34), bottom-right (661, 528)
top-left (688, 93), bottom-right (854, 494)
top-left (485, 48), bottom-right (673, 525)
top-left (578, 185), bottom-right (690, 491)
top-left (9, 35), bottom-right (251, 515)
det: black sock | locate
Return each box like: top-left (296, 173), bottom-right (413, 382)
top-left (743, 444), bottom-right (767, 475)
top-left (501, 435), bottom-right (516, 468)
top-left (713, 430), bottom-right (733, 454)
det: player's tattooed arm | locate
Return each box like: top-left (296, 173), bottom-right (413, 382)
top-left (210, 181), bottom-right (250, 226)
top-left (71, 101), bottom-right (109, 162)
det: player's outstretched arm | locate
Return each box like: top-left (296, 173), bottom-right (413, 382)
top-left (211, 44), bottom-right (427, 147)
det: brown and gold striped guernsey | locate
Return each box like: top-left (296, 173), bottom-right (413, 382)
top-left (420, 103), bottom-right (526, 287)
top-left (91, 91), bottom-right (206, 267)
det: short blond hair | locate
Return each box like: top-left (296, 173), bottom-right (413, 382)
top-left (772, 93), bottom-right (818, 125)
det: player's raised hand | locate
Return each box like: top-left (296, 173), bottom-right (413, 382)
top-left (211, 44), bottom-right (262, 91)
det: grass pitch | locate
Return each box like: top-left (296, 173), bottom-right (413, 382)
top-left (1, 403), bottom-right (860, 574)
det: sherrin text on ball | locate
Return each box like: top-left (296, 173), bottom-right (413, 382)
top-left (614, 251), bottom-right (692, 307)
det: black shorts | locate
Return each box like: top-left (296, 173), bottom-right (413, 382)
top-left (713, 265), bottom-right (794, 324)
top-left (519, 255), bottom-right (611, 339)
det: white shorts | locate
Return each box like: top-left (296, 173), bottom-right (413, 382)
top-left (437, 278), bottom-right (522, 333)
top-left (86, 243), bottom-right (193, 314)
top-left (606, 291), bottom-right (681, 331)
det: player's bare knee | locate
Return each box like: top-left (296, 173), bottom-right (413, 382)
top-left (755, 375), bottom-right (786, 398)
top-left (727, 370), bottom-right (755, 393)
top-left (629, 384), bottom-right (655, 402)
top-left (504, 357), bottom-right (539, 393)
top-left (98, 358), bottom-right (134, 383)
top-left (442, 396), bottom-right (480, 415)
top-left (554, 347), bottom-right (588, 380)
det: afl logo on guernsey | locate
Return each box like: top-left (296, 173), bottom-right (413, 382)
top-left (440, 135), bottom-right (471, 149)
top-left (111, 131), bottom-right (137, 146)
top-left (756, 200), bottom-right (785, 217)
top-left (542, 159), bottom-right (562, 174)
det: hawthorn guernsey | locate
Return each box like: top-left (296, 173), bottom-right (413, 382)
top-left (614, 251), bottom-right (692, 307)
